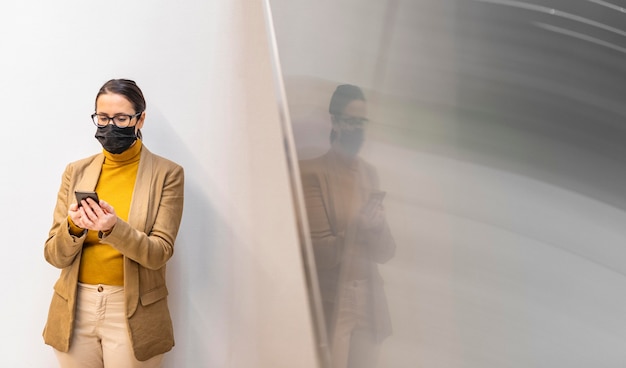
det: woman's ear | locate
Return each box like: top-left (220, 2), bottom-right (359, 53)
top-left (136, 111), bottom-right (146, 130)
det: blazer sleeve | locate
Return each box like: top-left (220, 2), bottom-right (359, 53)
top-left (44, 163), bottom-right (87, 269)
top-left (100, 163), bottom-right (184, 270)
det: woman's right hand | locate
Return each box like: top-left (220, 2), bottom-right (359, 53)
top-left (357, 202), bottom-right (385, 231)
top-left (68, 203), bottom-right (83, 228)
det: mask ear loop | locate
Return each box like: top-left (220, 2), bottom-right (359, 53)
top-left (136, 111), bottom-right (144, 140)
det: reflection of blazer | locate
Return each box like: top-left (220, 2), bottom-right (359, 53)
top-left (43, 145), bottom-right (184, 361)
top-left (300, 151), bottom-right (396, 341)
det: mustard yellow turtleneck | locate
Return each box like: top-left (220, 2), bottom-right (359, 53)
top-left (76, 140), bottom-right (142, 285)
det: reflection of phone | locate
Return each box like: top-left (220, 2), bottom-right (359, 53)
top-left (75, 191), bottom-right (100, 207)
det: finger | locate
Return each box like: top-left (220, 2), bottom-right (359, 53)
top-left (364, 208), bottom-right (377, 220)
top-left (99, 200), bottom-right (115, 214)
top-left (69, 214), bottom-right (81, 226)
top-left (85, 197), bottom-right (101, 209)
top-left (363, 205), bottom-right (374, 215)
top-left (79, 206), bottom-right (92, 222)
top-left (73, 216), bottom-right (85, 228)
top-left (81, 200), bottom-right (98, 221)
top-left (88, 199), bottom-right (106, 217)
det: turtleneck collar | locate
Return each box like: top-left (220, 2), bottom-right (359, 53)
top-left (103, 139), bottom-right (142, 163)
top-left (329, 145), bottom-right (360, 171)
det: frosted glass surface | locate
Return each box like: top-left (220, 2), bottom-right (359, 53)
top-left (269, 1), bottom-right (626, 366)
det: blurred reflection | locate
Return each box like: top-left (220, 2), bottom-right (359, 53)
top-left (299, 85), bottom-right (396, 368)
top-left (269, 0), bottom-right (626, 366)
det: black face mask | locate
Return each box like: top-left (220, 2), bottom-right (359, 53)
top-left (95, 125), bottom-right (137, 154)
top-left (338, 129), bottom-right (364, 156)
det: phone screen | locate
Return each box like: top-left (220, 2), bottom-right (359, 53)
top-left (75, 191), bottom-right (99, 207)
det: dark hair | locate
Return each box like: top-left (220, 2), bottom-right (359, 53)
top-left (95, 79), bottom-right (146, 114)
top-left (329, 84), bottom-right (365, 142)
top-left (328, 84), bottom-right (365, 116)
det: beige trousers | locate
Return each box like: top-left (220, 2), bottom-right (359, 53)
top-left (54, 283), bottom-right (164, 368)
top-left (331, 279), bottom-right (380, 368)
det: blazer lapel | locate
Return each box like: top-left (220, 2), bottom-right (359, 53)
top-left (321, 153), bottom-right (339, 236)
top-left (76, 154), bottom-right (104, 191)
top-left (128, 146), bottom-right (153, 232)
top-left (124, 146), bottom-right (153, 317)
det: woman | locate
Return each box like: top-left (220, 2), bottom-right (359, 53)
top-left (43, 79), bottom-right (184, 367)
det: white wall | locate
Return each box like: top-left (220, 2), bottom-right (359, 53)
top-left (0, 0), bottom-right (318, 367)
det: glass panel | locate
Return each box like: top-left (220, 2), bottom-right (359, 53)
top-left (268, 0), bottom-right (626, 366)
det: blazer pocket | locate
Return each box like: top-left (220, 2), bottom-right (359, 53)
top-left (53, 280), bottom-right (69, 302)
top-left (140, 285), bottom-right (169, 306)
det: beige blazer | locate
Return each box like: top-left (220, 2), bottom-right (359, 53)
top-left (300, 151), bottom-right (395, 342)
top-left (43, 145), bottom-right (184, 361)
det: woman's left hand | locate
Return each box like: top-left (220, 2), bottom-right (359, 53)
top-left (74, 198), bottom-right (118, 232)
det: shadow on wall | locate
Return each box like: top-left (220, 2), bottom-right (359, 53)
top-left (143, 109), bottom-right (234, 367)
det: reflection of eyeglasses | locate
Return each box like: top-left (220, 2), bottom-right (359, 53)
top-left (91, 112), bottom-right (141, 128)
top-left (337, 115), bottom-right (369, 127)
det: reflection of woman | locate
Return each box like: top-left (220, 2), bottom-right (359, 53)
top-left (43, 79), bottom-right (184, 367)
top-left (300, 85), bottom-right (395, 368)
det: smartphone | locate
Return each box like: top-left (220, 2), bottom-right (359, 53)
top-left (75, 191), bottom-right (100, 207)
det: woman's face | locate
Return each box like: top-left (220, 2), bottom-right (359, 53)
top-left (332, 99), bottom-right (368, 155)
top-left (96, 92), bottom-right (145, 131)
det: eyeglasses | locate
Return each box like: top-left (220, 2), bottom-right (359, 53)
top-left (337, 115), bottom-right (369, 127)
top-left (91, 112), bottom-right (142, 128)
